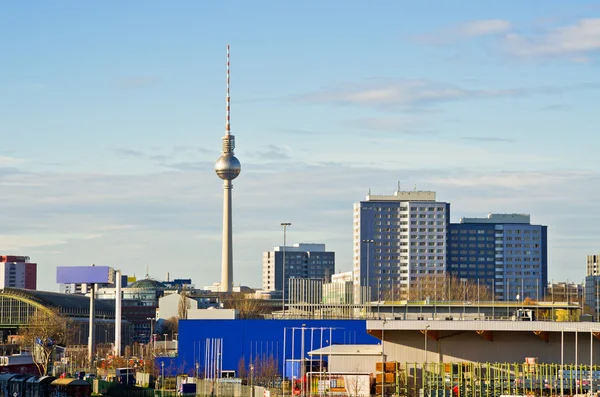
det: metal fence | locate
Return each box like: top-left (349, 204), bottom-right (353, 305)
top-left (389, 362), bottom-right (600, 397)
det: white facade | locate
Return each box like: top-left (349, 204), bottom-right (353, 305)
top-left (157, 293), bottom-right (199, 320)
top-left (332, 271), bottom-right (353, 283)
top-left (187, 308), bottom-right (237, 319)
top-left (308, 344), bottom-right (382, 373)
top-left (353, 190), bottom-right (449, 302)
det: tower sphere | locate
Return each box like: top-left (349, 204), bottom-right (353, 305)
top-left (215, 154), bottom-right (241, 180)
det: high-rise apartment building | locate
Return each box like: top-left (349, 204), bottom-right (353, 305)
top-left (447, 214), bottom-right (547, 301)
top-left (262, 243), bottom-right (335, 294)
top-left (585, 254), bottom-right (600, 319)
top-left (0, 255), bottom-right (37, 289)
top-left (353, 190), bottom-right (450, 302)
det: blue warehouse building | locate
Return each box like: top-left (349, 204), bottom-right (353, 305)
top-left (447, 214), bottom-right (548, 302)
top-left (156, 319), bottom-right (378, 376)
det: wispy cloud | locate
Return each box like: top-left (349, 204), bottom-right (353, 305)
top-left (251, 144), bottom-right (291, 161)
top-left (415, 19), bottom-right (511, 45)
top-left (2, 161), bottom-right (599, 290)
top-left (301, 79), bottom-right (600, 109)
top-left (349, 117), bottom-right (433, 135)
top-left (503, 18), bottom-right (600, 58)
top-left (539, 104), bottom-right (571, 111)
top-left (113, 148), bottom-right (146, 158)
top-left (301, 79), bottom-right (525, 108)
top-left (461, 136), bottom-right (516, 143)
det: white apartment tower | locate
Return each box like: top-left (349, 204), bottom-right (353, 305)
top-left (353, 190), bottom-right (450, 302)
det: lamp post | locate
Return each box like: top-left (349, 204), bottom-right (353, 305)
top-left (281, 222), bottom-right (292, 316)
top-left (561, 329), bottom-right (564, 397)
top-left (362, 239), bottom-right (374, 311)
top-left (164, 334), bottom-right (168, 355)
top-left (250, 363), bottom-right (254, 395)
top-left (161, 361), bottom-right (165, 392)
top-left (146, 317), bottom-right (155, 350)
top-left (424, 325), bottom-right (430, 364)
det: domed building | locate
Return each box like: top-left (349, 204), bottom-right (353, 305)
top-left (96, 275), bottom-right (169, 344)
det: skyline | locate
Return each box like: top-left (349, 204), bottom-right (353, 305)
top-left (2, 1), bottom-right (600, 291)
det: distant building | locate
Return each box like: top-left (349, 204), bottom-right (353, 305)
top-left (448, 214), bottom-right (548, 301)
top-left (587, 254), bottom-right (600, 276)
top-left (162, 278), bottom-right (195, 291)
top-left (95, 276), bottom-right (167, 343)
top-left (547, 281), bottom-right (583, 304)
top-left (323, 271), bottom-right (354, 305)
top-left (585, 275), bottom-right (600, 320)
top-left (157, 292), bottom-right (221, 321)
top-left (60, 273), bottom-right (128, 294)
top-left (353, 190), bottom-right (450, 302)
top-left (0, 255), bottom-right (36, 290)
top-left (262, 243), bottom-right (335, 296)
top-left (331, 271), bottom-right (353, 283)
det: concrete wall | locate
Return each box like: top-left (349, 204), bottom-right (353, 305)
top-left (383, 329), bottom-right (600, 364)
top-left (330, 355), bottom-right (381, 373)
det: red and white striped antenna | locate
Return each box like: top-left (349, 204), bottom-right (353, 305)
top-left (226, 44), bottom-right (231, 135)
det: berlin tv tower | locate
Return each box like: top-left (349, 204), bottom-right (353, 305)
top-left (215, 44), bottom-right (241, 293)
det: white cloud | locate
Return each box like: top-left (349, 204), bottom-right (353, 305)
top-left (3, 156), bottom-right (599, 292)
top-left (415, 19), bottom-right (511, 45)
top-left (302, 79), bottom-right (525, 108)
top-left (0, 155), bottom-right (27, 166)
top-left (504, 18), bottom-right (600, 57)
top-left (459, 20), bottom-right (512, 37)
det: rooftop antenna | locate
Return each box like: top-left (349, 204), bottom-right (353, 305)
top-left (414, 184), bottom-right (417, 191)
top-left (397, 181), bottom-right (401, 193)
top-left (226, 44), bottom-right (231, 136)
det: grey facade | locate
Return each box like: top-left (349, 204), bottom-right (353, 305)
top-left (262, 243), bottom-right (335, 296)
top-left (448, 214), bottom-right (548, 301)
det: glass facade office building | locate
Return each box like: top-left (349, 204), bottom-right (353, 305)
top-left (448, 214), bottom-right (548, 301)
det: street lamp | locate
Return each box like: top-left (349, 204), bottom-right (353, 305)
top-left (146, 317), bottom-right (155, 347)
top-left (250, 363), bottom-right (254, 394)
top-left (161, 361), bottom-right (165, 392)
top-left (362, 240), bottom-right (374, 309)
top-left (164, 334), bottom-right (168, 355)
top-left (281, 222), bottom-right (292, 316)
top-left (424, 325), bottom-right (430, 364)
top-left (561, 329), bottom-right (564, 397)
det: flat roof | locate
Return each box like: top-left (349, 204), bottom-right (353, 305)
top-left (308, 344), bottom-right (382, 356)
top-left (367, 320), bottom-right (600, 333)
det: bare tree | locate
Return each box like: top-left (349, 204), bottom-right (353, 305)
top-left (222, 293), bottom-right (270, 319)
top-left (404, 275), bottom-right (493, 301)
top-left (178, 290), bottom-right (191, 320)
top-left (18, 308), bottom-right (72, 375)
top-left (346, 370), bottom-right (366, 397)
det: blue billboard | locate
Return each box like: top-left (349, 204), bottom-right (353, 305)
top-left (56, 266), bottom-right (115, 284)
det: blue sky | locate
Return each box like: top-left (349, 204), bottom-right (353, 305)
top-left (2, 1), bottom-right (600, 291)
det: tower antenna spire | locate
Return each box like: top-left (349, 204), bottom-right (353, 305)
top-left (226, 44), bottom-right (231, 135)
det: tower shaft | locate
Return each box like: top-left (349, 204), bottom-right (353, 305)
top-left (221, 179), bottom-right (233, 293)
top-left (215, 44), bottom-right (240, 294)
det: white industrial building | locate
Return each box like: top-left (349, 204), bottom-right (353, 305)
top-left (308, 344), bottom-right (382, 373)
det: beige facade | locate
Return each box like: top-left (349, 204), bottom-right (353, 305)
top-left (369, 320), bottom-right (600, 365)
